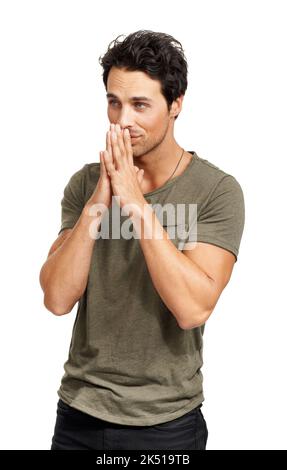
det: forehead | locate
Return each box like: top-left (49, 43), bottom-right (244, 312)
top-left (107, 67), bottom-right (162, 99)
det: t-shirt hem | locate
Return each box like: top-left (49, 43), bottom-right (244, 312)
top-left (195, 236), bottom-right (239, 261)
top-left (57, 388), bottom-right (205, 427)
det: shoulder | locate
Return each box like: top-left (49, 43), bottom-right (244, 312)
top-left (84, 162), bottom-right (101, 175)
top-left (188, 153), bottom-right (245, 261)
top-left (191, 151), bottom-right (244, 205)
top-left (70, 162), bottom-right (100, 181)
top-left (65, 162), bottom-right (100, 193)
top-left (68, 162), bottom-right (100, 178)
top-left (192, 151), bottom-right (232, 184)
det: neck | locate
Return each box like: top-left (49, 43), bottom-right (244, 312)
top-left (134, 136), bottom-right (191, 193)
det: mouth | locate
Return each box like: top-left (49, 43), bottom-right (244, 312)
top-left (131, 136), bottom-right (141, 145)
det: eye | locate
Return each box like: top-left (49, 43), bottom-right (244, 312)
top-left (109, 100), bottom-right (119, 107)
top-left (108, 100), bottom-right (147, 110)
top-left (134, 102), bottom-right (146, 109)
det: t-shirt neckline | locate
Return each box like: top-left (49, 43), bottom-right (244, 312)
top-left (143, 151), bottom-right (198, 197)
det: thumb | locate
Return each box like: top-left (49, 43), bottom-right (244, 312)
top-left (137, 168), bottom-right (145, 187)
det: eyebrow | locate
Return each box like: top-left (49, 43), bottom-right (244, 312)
top-left (106, 93), bottom-right (153, 102)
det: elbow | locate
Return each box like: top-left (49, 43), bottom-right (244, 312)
top-left (178, 307), bottom-right (212, 330)
top-left (178, 286), bottom-right (219, 330)
top-left (43, 293), bottom-right (73, 316)
top-left (48, 306), bottom-right (71, 317)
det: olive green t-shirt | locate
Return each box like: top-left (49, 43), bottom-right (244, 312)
top-left (56, 150), bottom-right (245, 426)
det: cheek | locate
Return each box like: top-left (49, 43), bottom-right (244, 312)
top-left (140, 114), bottom-right (161, 134)
top-left (144, 116), bottom-right (166, 138)
top-left (107, 109), bottom-right (116, 121)
top-left (147, 111), bottom-right (166, 129)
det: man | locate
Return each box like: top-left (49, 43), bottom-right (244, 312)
top-left (40, 30), bottom-right (245, 450)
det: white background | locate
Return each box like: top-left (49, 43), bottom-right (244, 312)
top-left (0, 0), bottom-right (286, 450)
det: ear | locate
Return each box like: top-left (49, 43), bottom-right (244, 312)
top-left (170, 94), bottom-right (184, 118)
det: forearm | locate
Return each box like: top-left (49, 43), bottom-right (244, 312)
top-left (40, 205), bottom-right (102, 315)
top-left (131, 203), bottom-right (215, 329)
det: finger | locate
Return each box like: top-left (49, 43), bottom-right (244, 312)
top-left (99, 151), bottom-right (104, 175)
top-left (111, 125), bottom-right (123, 170)
top-left (123, 128), bottom-right (134, 165)
top-left (100, 151), bottom-right (108, 177)
top-left (107, 130), bottom-right (115, 169)
top-left (105, 135), bottom-right (114, 166)
top-left (134, 166), bottom-right (139, 172)
top-left (115, 126), bottom-right (127, 162)
top-left (106, 130), bottom-right (112, 156)
top-left (103, 150), bottom-right (116, 177)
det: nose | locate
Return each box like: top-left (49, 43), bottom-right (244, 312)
top-left (117, 107), bottom-right (135, 130)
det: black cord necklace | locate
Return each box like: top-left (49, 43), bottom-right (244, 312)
top-left (164, 147), bottom-right (185, 185)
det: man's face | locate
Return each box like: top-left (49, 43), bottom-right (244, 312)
top-left (106, 66), bottom-right (174, 158)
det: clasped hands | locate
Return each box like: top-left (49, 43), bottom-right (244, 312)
top-left (101, 123), bottom-right (146, 216)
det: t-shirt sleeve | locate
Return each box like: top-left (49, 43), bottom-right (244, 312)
top-left (196, 174), bottom-right (245, 262)
top-left (58, 165), bottom-right (87, 236)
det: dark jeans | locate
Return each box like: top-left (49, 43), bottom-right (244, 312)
top-left (51, 399), bottom-right (208, 450)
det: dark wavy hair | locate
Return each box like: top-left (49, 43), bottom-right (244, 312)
top-left (98, 30), bottom-right (188, 120)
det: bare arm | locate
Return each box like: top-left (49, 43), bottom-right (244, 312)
top-left (39, 129), bottom-right (116, 316)
top-left (40, 126), bottom-right (147, 316)
top-left (131, 203), bottom-right (235, 330)
top-left (39, 204), bottom-right (103, 316)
